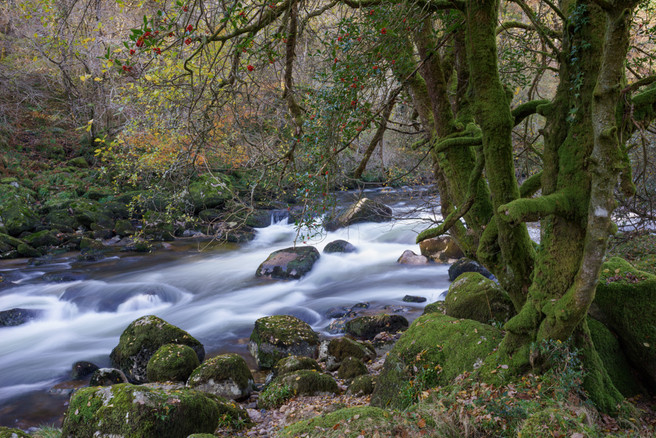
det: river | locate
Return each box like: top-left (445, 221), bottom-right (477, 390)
top-left (0, 186), bottom-right (452, 429)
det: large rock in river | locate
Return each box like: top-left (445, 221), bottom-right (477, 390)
top-left (110, 315), bottom-right (205, 383)
top-left (61, 383), bottom-right (250, 438)
top-left (146, 344), bottom-right (200, 383)
top-left (448, 257), bottom-right (493, 281)
top-left (591, 257), bottom-right (656, 392)
top-left (371, 312), bottom-right (503, 409)
top-left (248, 315), bottom-right (320, 369)
top-left (345, 314), bottom-right (409, 340)
top-left (0, 308), bottom-right (40, 327)
top-left (445, 272), bottom-right (515, 324)
top-left (325, 198), bottom-right (393, 231)
top-left (256, 246), bottom-right (320, 280)
top-left (187, 353), bottom-right (254, 401)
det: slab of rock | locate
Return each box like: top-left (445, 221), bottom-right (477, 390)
top-left (0, 308), bottom-right (40, 327)
top-left (325, 198), bottom-right (393, 231)
top-left (323, 239), bottom-right (357, 254)
top-left (110, 315), bottom-right (205, 383)
top-left (256, 246), bottom-right (320, 280)
top-left (249, 315), bottom-right (320, 369)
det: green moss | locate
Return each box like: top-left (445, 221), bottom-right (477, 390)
top-left (273, 355), bottom-right (321, 376)
top-left (248, 315), bottom-right (319, 369)
top-left (23, 230), bottom-right (60, 248)
top-left (0, 199), bottom-right (40, 236)
top-left (0, 426), bottom-right (31, 438)
top-left (255, 246), bottom-right (321, 280)
top-left (371, 313), bottom-right (502, 409)
top-left (422, 300), bottom-right (446, 315)
top-left (344, 314), bottom-right (408, 340)
top-left (146, 344), bottom-right (200, 383)
top-left (326, 337), bottom-right (375, 362)
top-left (62, 384), bottom-right (249, 437)
top-left (445, 272), bottom-right (515, 324)
top-left (110, 315), bottom-right (204, 383)
top-left (277, 369), bottom-right (339, 396)
top-left (337, 357), bottom-right (368, 380)
top-left (346, 374), bottom-right (375, 396)
top-left (278, 406), bottom-right (391, 438)
top-left (588, 318), bottom-right (643, 397)
top-left (595, 258), bottom-right (656, 391)
top-left (257, 381), bottom-right (294, 409)
top-left (188, 173), bottom-right (234, 211)
top-left (517, 407), bottom-right (591, 438)
top-left (187, 353), bottom-right (253, 400)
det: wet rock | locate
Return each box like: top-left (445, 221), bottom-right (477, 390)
top-left (338, 357), bottom-right (368, 380)
top-left (325, 306), bottom-right (351, 319)
top-left (382, 304), bottom-right (411, 313)
top-left (402, 295), bottom-right (427, 303)
top-left (61, 384), bottom-right (250, 437)
top-left (448, 257), bottom-right (493, 281)
top-left (187, 353), bottom-right (254, 401)
top-left (146, 344), bottom-right (200, 383)
top-left (273, 355), bottom-right (322, 377)
top-left (323, 240), bottom-right (357, 254)
top-left (256, 246), bottom-right (320, 280)
top-left (89, 368), bottom-right (128, 386)
top-left (72, 361), bottom-right (99, 379)
top-left (110, 315), bottom-right (205, 383)
top-left (248, 315), bottom-right (319, 369)
top-left (0, 308), bottom-right (40, 327)
top-left (419, 236), bottom-right (448, 256)
top-left (345, 314), bottom-right (409, 340)
top-left (324, 198), bottom-right (393, 231)
top-left (397, 249), bottom-right (430, 265)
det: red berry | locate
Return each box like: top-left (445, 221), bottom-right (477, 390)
top-left (129, 49), bottom-right (135, 55)
top-left (153, 47), bottom-right (161, 55)
top-left (373, 65), bottom-right (378, 69)
top-left (186, 25), bottom-right (193, 32)
top-left (247, 64), bottom-right (254, 71)
top-left (185, 38), bottom-right (192, 45)
top-left (136, 38), bottom-right (144, 47)
top-left (183, 6), bottom-right (188, 11)
top-left (381, 28), bottom-right (387, 34)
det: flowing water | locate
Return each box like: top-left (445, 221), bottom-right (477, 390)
top-left (0, 187), bottom-right (452, 429)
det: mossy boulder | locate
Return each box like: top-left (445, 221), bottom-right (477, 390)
top-left (588, 317), bottom-right (644, 397)
top-left (110, 315), bottom-right (205, 383)
top-left (273, 369), bottom-right (339, 397)
top-left (16, 243), bottom-right (41, 257)
top-left (186, 353), bottom-right (254, 401)
top-left (72, 361), bottom-right (99, 379)
top-left (66, 198), bottom-right (113, 229)
top-left (445, 272), bottom-right (515, 324)
top-left (277, 406), bottom-right (391, 438)
top-left (348, 375), bottom-right (376, 397)
top-left (114, 219), bottom-right (136, 236)
top-left (61, 383), bottom-right (250, 438)
top-left (324, 198), bottom-right (393, 231)
top-left (319, 337), bottom-right (376, 371)
top-left (344, 314), bottom-right (408, 340)
top-left (248, 315), bottom-right (319, 369)
top-left (188, 174), bottom-right (234, 211)
top-left (422, 300), bottom-right (446, 315)
top-left (0, 427), bottom-right (30, 438)
top-left (337, 357), bottom-right (368, 380)
top-left (89, 368), bottom-right (128, 386)
top-left (146, 344), bottom-right (200, 383)
top-left (45, 209), bottom-right (78, 231)
top-left (448, 257), bottom-right (493, 281)
top-left (273, 355), bottom-right (322, 376)
top-left (0, 199), bottom-right (40, 236)
top-left (323, 240), bottom-right (357, 254)
top-left (23, 230), bottom-right (60, 248)
top-left (593, 257), bottom-right (656, 391)
top-left (0, 233), bottom-right (23, 251)
top-left (255, 246), bottom-right (320, 280)
top-left (517, 407), bottom-right (590, 438)
top-left (370, 312), bottom-right (503, 409)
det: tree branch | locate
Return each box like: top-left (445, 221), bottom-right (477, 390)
top-left (511, 99), bottom-right (551, 126)
top-left (353, 96), bottom-right (396, 179)
top-left (497, 190), bottom-right (579, 225)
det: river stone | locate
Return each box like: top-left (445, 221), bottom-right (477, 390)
top-left (325, 198), bottom-right (393, 231)
top-left (403, 295), bottom-right (427, 303)
top-left (110, 315), bottom-right (205, 383)
top-left (187, 353), bottom-right (254, 401)
top-left (273, 355), bottom-right (322, 376)
top-left (323, 239), bottom-right (357, 254)
top-left (0, 233), bottom-right (24, 253)
top-left (345, 314), bottom-right (409, 340)
top-left (347, 375), bottom-right (376, 396)
top-left (248, 315), bottom-right (320, 369)
top-left (448, 257), bottom-right (493, 281)
top-left (89, 368), bottom-right (128, 386)
top-left (147, 344), bottom-right (200, 383)
top-left (256, 246), bottom-right (320, 280)
top-left (273, 370), bottom-right (339, 396)
top-left (338, 357), bottom-right (368, 380)
top-left (319, 337), bottom-right (376, 371)
top-left (61, 383), bottom-right (250, 438)
top-left (445, 272), bottom-right (515, 324)
top-left (371, 313), bottom-right (503, 409)
top-left (592, 257), bottom-right (656, 391)
top-left (72, 361), bottom-right (99, 379)
top-left (0, 427), bottom-right (30, 438)
top-left (0, 308), bottom-right (40, 327)
top-left (397, 249), bottom-right (430, 265)
top-left (419, 236), bottom-right (449, 257)
top-left (23, 230), bottom-right (60, 248)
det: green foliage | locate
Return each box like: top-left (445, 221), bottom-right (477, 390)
top-left (258, 382), bottom-right (294, 409)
